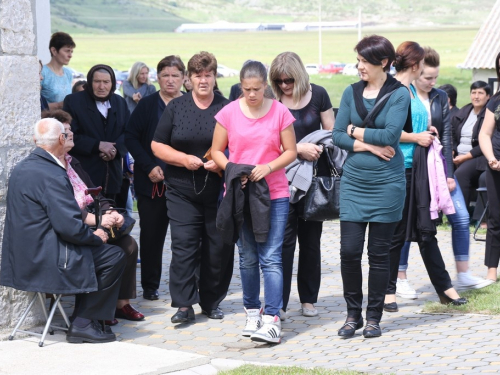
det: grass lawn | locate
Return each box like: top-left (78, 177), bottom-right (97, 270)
top-left (422, 280), bottom-right (500, 315)
top-left (219, 365), bottom-right (364, 375)
top-left (69, 26), bottom-right (480, 107)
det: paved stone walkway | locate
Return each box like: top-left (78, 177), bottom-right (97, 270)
top-left (116, 216), bottom-right (500, 374)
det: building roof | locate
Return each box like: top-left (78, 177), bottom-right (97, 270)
top-left (461, 0), bottom-right (500, 69)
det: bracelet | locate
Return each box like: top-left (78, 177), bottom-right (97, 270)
top-left (350, 125), bottom-right (356, 138)
top-left (266, 164), bottom-right (273, 173)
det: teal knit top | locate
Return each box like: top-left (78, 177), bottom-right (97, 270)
top-left (332, 85), bottom-right (410, 223)
top-left (400, 84), bottom-right (428, 168)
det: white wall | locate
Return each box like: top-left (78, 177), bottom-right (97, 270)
top-left (0, 0), bottom-right (48, 334)
top-left (36, 0), bottom-right (52, 63)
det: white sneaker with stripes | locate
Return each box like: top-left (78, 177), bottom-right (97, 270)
top-left (242, 307), bottom-right (263, 337)
top-left (250, 315), bottom-right (281, 344)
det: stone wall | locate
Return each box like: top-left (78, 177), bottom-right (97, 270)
top-left (0, 0), bottom-right (44, 333)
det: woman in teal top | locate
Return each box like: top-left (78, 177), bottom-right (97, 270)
top-left (332, 35), bottom-right (410, 339)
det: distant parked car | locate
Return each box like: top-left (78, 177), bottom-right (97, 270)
top-left (342, 63), bottom-right (359, 76)
top-left (305, 64), bottom-right (320, 75)
top-left (319, 62), bottom-right (345, 74)
top-left (113, 69), bottom-right (129, 90)
top-left (217, 64), bottom-right (238, 77)
top-left (67, 67), bottom-right (85, 79)
top-left (148, 67), bottom-right (157, 83)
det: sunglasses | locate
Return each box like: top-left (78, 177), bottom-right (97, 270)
top-left (273, 78), bottom-right (295, 85)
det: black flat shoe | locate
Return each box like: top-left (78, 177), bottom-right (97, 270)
top-left (438, 293), bottom-right (468, 306)
top-left (143, 289), bottom-right (159, 300)
top-left (338, 317), bottom-right (363, 338)
top-left (363, 323), bottom-right (382, 338)
top-left (171, 307), bottom-right (195, 323)
top-left (66, 320), bottom-right (116, 343)
top-left (201, 307), bottom-right (224, 319)
top-left (383, 302), bottom-right (399, 312)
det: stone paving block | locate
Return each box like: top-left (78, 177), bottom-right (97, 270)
top-left (114, 222), bottom-right (500, 374)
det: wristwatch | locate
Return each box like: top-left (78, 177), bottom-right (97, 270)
top-left (350, 125), bottom-right (357, 138)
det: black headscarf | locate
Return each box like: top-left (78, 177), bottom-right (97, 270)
top-left (85, 64), bottom-right (116, 102)
top-left (351, 73), bottom-right (412, 133)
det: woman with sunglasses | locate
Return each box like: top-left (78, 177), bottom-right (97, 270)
top-left (269, 52), bottom-right (335, 319)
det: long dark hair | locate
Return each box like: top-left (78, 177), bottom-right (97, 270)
top-left (496, 51), bottom-right (500, 93)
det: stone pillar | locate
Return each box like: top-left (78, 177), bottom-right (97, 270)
top-left (0, 0), bottom-right (45, 333)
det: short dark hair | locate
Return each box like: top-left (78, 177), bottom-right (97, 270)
top-left (41, 109), bottom-right (73, 124)
top-left (438, 84), bottom-right (458, 107)
top-left (423, 47), bottom-right (440, 68)
top-left (157, 55), bottom-right (185, 75)
top-left (187, 51), bottom-right (217, 77)
top-left (49, 32), bottom-right (75, 55)
top-left (355, 35), bottom-right (395, 72)
top-left (72, 80), bottom-right (86, 94)
top-left (470, 80), bottom-right (491, 96)
top-left (394, 41), bottom-right (425, 72)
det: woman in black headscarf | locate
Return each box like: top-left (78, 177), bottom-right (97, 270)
top-left (63, 64), bottom-right (129, 200)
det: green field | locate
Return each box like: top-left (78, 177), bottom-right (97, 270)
top-left (68, 27), bottom-right (482, 107)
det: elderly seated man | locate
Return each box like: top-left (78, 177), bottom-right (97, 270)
top-left (0, 118), bottom-right (126, 344)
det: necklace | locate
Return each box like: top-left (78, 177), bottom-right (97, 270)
top-left (193, 170), bottom-right (210, 195)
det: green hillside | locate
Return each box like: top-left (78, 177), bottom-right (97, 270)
top-left (51, 0), bottom-right (497, 34)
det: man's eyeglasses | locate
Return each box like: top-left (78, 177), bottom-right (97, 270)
top-left (273, 78), bottom-right (295, 85)
top-left (61, 133), bottom-right (68, 139)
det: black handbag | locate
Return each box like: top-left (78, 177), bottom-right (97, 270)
top-left (86, 196), bottom-right (136, 243)
top-left (298, 147), bottom-right (341, 222)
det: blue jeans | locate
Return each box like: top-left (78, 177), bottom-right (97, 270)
top-left (398, 242), bottom-right (411, 272)
top-left (399, 176), bottom-right (470, 270)
top-left (445, 177), bottom-right (470, 262)
top-left (237, 198), bottom-right (289, 316)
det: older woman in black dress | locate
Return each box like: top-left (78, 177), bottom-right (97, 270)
top-left (125, 55), bottom-right (185, 301)
top-left (151, 52), bottom-right (233, 323)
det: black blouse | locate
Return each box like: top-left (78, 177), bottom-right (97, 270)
top-left (286, 83), bottom-right (332, 142)
top-left (153, 91), bottom-right (229, 185)
top-left (487, 94), bottom-right (500, 160)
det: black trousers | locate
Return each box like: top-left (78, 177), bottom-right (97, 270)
top-left (137, 192), bottom-right (169, 291)
top-left (340, 221), bottom-right (397, 323)
top-left (472, 171), bottom-right (487, 221)
top-left (485, 168), bottom-right (500, 268)
top-left (166, 181), bottom-right (234, 310)
top-left (115, 178), bottom-right (131, 210)
top-left (112, 234), bottom-right (138, 300)
top-left (74, 244), bottom-right (126, 321)
top-left (455, 158), bottom-right (483, 207)
top-left (282, 202), bottom-right (323, 311)
top-left (387, 168), bottom-right (453, 295)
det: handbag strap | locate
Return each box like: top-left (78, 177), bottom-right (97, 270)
top-left (313, 145), bottom-right (341, 177)
top-left (360, 89), bottom-right (397, 128)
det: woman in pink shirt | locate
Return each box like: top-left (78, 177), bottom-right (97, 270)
top-left (212, 61), bottom-right (297, 344)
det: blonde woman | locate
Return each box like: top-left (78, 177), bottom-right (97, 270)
top-left (269, 52), bottom-right (334, 319)
top-left (123, 62), bottom-right (156, 113)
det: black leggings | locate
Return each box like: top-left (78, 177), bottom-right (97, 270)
top-left (387, 168), bottom-right (453, 296)
top-left (485, 168), bottom-right (500, 268)
top-left (340, 221), bottom-right (397, 323)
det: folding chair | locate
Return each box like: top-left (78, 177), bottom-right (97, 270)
top-left (8, 292), bottom-right (70, 347)
top-left (473, 187), bottom-right (488, 241)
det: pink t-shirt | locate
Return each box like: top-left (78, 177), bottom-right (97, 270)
top-left (215, 99), bottom-right (295, 200)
